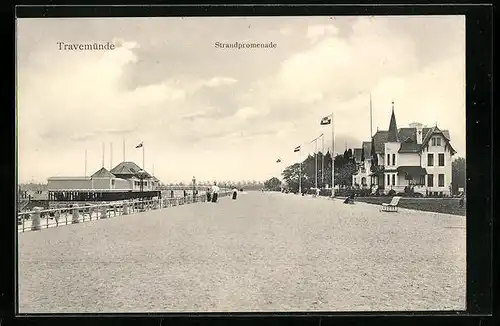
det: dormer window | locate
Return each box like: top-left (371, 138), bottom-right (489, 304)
top-left (431, 136), bottom-right (441, 146)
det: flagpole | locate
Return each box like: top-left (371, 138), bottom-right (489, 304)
top-left (321, 134), bottom-right (325, 186)
top-left (370, 93), bottom-right (373, 139)
top-left (299, 149), bottom-right (302, 194)
top-left (102, 142), bottom-right (105, 168)
top-left (142, 143), bottom-right (145, 171)
top-left (331, 111), bottom-right (335, 197)
top-left (85, 149), bottom-right (87, 177)
top-left (110, 142), bottom-right (113, 170)
top-left (315, 138), bottom-right (318, 189)
top-left (123, 139), bottom-right (126, 162)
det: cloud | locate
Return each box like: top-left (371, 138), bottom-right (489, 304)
top-left (234, 106), bottom-right (266, 120)
top-left (307, 24), bottom-right (339, 43)
top-left (17, 16), bottom-right (465, 183)
top-left (201, 76), bottom-right (238, 88)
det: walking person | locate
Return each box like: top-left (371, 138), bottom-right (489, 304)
top-left (211, 182), bottom-right (220, 203)
top-left (232, 187), bottom-right (238, 200)
top-left (459, 192), bottom-right (465, 208)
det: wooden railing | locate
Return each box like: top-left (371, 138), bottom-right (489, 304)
top-left (17, 191), bottom-right (231, 233)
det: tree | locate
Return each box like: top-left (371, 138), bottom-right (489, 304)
top-left (264, 177), bottom-right (282, 191)
top-left (332, 154), bottom-right (356, 187)
top-left (323, 151), bottom-right (333, 188)
top-left (452, 157), bottom-right (466, 194)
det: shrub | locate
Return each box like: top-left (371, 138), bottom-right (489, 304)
top-left (388, 189), bottom-right (396, 196)
top-left (320, 188), bottom-right (332, 197)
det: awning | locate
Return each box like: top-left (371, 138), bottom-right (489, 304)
top-left (397, 166), bottom-right (427, 177)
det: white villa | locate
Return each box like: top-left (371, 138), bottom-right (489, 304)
top-left (352, 103), bottom-right (457, 196)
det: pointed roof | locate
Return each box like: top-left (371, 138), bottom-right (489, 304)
top-left (372, 130), bottom-right (388, 153)
top-left (110, 161), bottom-right (142, 175)
top-left (387, 102), bottom-right (399, 142)
top-left (421, 126), bottom-right (456, 154)
top-left (91, 167), bottom-right (115, 178)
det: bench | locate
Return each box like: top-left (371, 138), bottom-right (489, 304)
top-left (380, 196), bottom-right (402, 212)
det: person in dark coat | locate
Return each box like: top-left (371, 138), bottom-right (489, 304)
top-left (206, 187), bottom-right (212, 202)
top-left (343, 193), bottom-right (355, 204)
top-left (232, 187), bottom-right (238, 200)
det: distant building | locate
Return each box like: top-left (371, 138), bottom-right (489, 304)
top-left (352, 104), bottom-right (456, 196)
top-left (47, 161), bottom-right (161, 202)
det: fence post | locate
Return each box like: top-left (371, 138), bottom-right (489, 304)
top-left (72, 205), bottom-right (80, 224)
top-left (54, 210), bottom-right (60, 226)
top-left (123, 202), bottom-right (129, 215)
top-left (31, 207), bottom-right (41, 231)
top-left (113, 205), bottom-right (118, 217)
top-left (100, 205), bottom-right (108, 219)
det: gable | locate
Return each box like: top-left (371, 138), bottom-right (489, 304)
top-left (91, 167), bottom-right (115, 179)
top-left (421, 128), bottom-right (456, 155)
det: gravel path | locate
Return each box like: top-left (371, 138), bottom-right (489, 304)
top-left (18, 192), bottom-right (466, 313)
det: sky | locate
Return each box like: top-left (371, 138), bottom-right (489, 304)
top-left (16, 16), bottom-right (465, 184)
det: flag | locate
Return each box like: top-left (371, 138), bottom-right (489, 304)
top-left (276, 159), bottom-right (282, 163)
top-left (294, 146), bottom-right (301, 152)
top-left (320, 115), bottom-right (332, 125)
top-left (135, 142), bottom-right (143, 148)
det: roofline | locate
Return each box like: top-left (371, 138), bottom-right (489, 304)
top-left (47, 177), bottom-right (92, 180)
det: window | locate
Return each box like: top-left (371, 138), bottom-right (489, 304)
top-left (419, 175), bottom-right (426, 186)
top-left (387, 174), bottom-right (390, 186)
top-left (387, 154), bottom-right (391, 166)
top-left (432, 137), bottom-right (442, 146)
top-left (438, 174), bottom-right (445, 187)
top-left (392, 154), bottom-right (396, 166)
top-left (391, 174), bottom-right (395, 186)
top-left (428, 174), bottom-right (434, 187)
top-left (438, 153), bottom-right (445, 166)
top-left (427, 153), bottom-right (434, 166)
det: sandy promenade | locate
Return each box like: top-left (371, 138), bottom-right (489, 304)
top-left (18, 191), bottom-right (466, 313)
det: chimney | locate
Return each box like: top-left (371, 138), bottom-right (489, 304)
top-left (410, 122), bottom-right (424, 144)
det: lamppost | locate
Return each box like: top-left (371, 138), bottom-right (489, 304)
top-left (192, 176), bottom-right (196, 202)
top-left (137, 169), bottom-right (148, 210)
